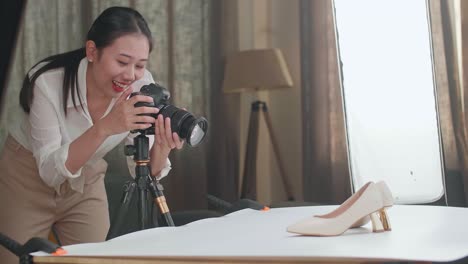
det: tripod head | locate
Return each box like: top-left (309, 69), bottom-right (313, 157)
top-left (124, 133), bottom-right (150, 165)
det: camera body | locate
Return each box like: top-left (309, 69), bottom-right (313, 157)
top-left (132, 83), bottom-right (170, 134)
top-left (130, 83), bottom-right (208, 147)
top-left (134, 83), bottom-right (171, 110)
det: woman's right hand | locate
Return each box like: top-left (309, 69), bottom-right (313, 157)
top-left (96, 87), bottom-right (159, 136)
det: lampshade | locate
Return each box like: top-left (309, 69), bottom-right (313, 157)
top-left (223, 48), bottom-right (293, 93)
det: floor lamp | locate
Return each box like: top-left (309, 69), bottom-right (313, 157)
top-left (223, 48), bottom-right (295, 201)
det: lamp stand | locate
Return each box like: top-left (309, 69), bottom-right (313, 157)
top-left (240, 100), bottom-right (295, 201)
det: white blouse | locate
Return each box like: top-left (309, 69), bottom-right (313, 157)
top-left (9, 58), bottom-right (171, 194)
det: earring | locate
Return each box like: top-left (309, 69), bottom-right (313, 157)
top-left (87, 58), bottom-right (93, 63)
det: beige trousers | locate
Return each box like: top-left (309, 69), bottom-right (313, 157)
top-left (0, 135), bottom-right (110, 264)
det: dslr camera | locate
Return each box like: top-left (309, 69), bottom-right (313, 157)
top-left (130, 83), bottom-right (208, 147)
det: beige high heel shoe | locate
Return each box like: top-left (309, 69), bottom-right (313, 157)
top-left (350, 181), bottom-right (393, 231)
top-left (287, 182), bottom-right (389, 236)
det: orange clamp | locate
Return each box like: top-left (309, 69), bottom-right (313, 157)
top-left (52, 248), bottom-right (68, 256)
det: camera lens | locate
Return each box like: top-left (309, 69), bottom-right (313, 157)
top-left (160, 105), bottom-right (208, 147)
top-left (189, 122), bottom-right (206, 146)
top-left (183, 116), bottom-right (207, 147)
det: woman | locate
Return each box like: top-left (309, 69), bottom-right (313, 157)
top-left (0, 6), bottom-right (183, 263)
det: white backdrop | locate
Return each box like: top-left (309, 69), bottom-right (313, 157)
top-left (333, 0), bottom-right (445, 203)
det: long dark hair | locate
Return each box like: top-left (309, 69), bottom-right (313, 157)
top-left (19, 6), bottom-right (153, 114)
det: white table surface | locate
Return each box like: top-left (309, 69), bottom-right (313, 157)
top-left (33, 205), bottom-right (468, 262)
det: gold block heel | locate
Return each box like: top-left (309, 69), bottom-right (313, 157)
top-left (379, 208), bottom-right (392, 231)
top-left (370, 212), bottom-right (384, 232)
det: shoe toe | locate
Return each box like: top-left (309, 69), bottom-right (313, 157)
top-left (287, 217), bottom-right (325, 235)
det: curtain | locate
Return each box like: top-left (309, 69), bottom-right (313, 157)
top-left (299, 0), bottom-right (351, 204)
top-left (458, 0), bottom-right (468, 206)
top-left (3, 0), bottom-right (213, 211)
top-left (435, 0), bottom-right (468, 206)
top-left (3, 0), bottom-right (86, 143)
top-left (205, 0), bottom-right (241, 204)
top-left (429, 0), bottom-right (465, 206)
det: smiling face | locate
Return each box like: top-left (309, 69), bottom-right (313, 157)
top-left (85, 33), bottom-right (150, 99)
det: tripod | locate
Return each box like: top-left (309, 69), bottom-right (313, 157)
top-left (241, 101), bottom-right (295, 201)
top-left (107, 133), bottom-right (174, 240)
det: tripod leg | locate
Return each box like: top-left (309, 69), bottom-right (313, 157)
top-left (148, 176), bottom-right (174, 226)
top-left (136, 174), bottom-right (150, 230)
top-left (241, 101), bottom-right (261, 199)
top-left (107, 181), bottom-right (136, 240)
top-left (261, 104), bottom-right (295, 201)
top-left (151, 195), bottom-right (160, 228)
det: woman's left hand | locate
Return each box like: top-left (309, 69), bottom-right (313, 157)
top-left (154, 114), bottom-right (184, 153)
